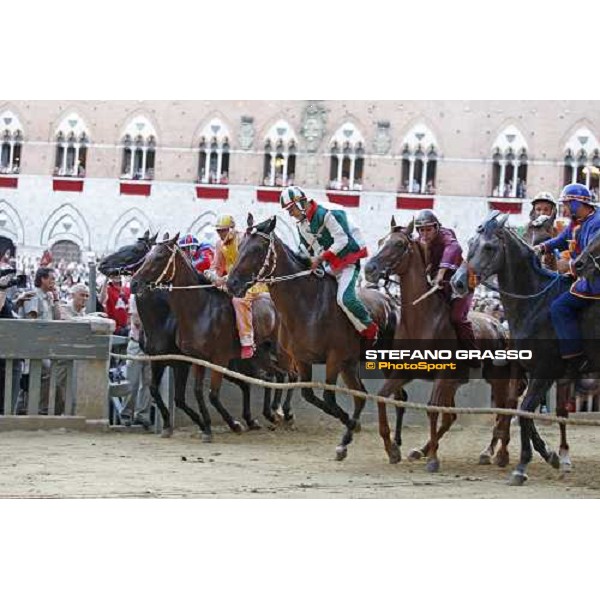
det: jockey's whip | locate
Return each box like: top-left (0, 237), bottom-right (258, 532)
top-left (412, 284), bottom-right (441, 306)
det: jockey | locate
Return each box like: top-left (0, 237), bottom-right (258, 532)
top-left (526, 192), bottom-right (559, 270)
top-left (178, 234), bottom-right (214, 274)
top-left (206, 214), bottom-right (267, 359)
top-left (279, 185), bottom-right (378, 342)
top-left (414, 209), bottom-right (479, 366)
top-left (536, 183), bottom-right (600, 378)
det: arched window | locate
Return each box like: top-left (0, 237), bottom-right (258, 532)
top-left (563, 128), bottom-right (600, 196)
top-left (198, 118), bottom-right (230, 184)
top-left (328, 123), bottom-right (364, 191)
top-left (0, 111), bottom-right (23, 175)
top-left (263, 120), bottom-right (297, 187)
top-left (120, 117), bottom-right (157, 180)
top-left (491, 126), bottom-right (528, 198)
top-left (399, 124), bottom-right (438, 194)
top-left (54, 113), bottom-right (90, 178)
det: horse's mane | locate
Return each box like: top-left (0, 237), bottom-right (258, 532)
top-left (254, 220), bottom-right (311, 270)
top-left (504, 226), bottom-right (558, 280)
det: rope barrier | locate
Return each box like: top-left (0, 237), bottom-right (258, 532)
top-left (111, 351), bottom-right (600, 428)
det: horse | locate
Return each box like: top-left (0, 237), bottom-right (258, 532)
top-left (99, 231), bottom-right (293, 440)
top-left (129, 233), bottom-right (295, 436)
top-left (363, 217), bottom-right (525, 472)
top-left (226, 214), bottom-right (401, 461)
top-left (452, 210), bottom-right (600, 485)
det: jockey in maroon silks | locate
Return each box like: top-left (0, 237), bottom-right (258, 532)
top-left (414, 209), bottom-right (479, 365)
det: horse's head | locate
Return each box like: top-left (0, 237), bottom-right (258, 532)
top-left (227, 214), bottom-right (276, 298)
top-left (98, 230), bottom-right (157, 276)
top-left (574, 229), bottom-right (600, 280)
top-left (130, 232), bottom-right (180, 294)
top-left (364, 216), bottom-right (415, 283)
top-left (465, 211), bottom-right (510, 281)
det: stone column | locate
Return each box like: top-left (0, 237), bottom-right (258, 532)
top-left (511, 161), bottom-right (519, 197)
top-left (203, 150), bottom-right (211, 183)
top-left (216, 148), bottom-right (223, 182)
top-left (421, 158), bottom-right (429, 193)
top-left (408, 157), bottom-right (416, 192)
top-left (499, 160), bottom-right (506, 195)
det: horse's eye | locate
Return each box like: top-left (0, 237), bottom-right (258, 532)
top-left (482, 242), bottom-right (494, 253)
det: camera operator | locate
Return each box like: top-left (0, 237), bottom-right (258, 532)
top-left (0, 258), bottom-right (30, 415)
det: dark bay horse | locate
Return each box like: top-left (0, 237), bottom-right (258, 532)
top-left (99, 232), bottom-right (293, 439)
top-left (226, 215), bottom-right (401, 461)
top-left (364, 217), bottom-right (525, 472)
top-left (129, 234), bottom-right (294, 435)
top-left (454, 211), bottom-right (600, 485)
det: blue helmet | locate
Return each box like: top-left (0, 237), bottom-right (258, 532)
top-left (559, 183), bottom-right (597, 207)
top-left (178, 234), bottom-right (200, 249)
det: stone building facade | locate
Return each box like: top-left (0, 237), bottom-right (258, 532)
top-left (0, 100), bottom-right (598, 260)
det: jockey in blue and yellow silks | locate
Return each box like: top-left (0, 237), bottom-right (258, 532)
top-left (279, 185), bottom-right (378, 342)
top-left (536, 183), bottom-right (600, 377)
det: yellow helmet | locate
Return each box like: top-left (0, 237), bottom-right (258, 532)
top-left (215, 214), bottom-right (235, 230)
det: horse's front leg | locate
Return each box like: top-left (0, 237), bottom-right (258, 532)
top-left (509, 378), bottom-right (557, 486)
top-left (209, 369), bottom-right (243, 433)
top-left (555, 382), bottom-right (572, 474)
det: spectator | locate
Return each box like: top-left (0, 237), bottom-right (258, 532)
top-left (59, 282), bottom-right (89, 320)
top-left (100, 274), bottom-right (131, 337)
top-left (120, 295), bottom-right (152, 428)
top-left (16, 267), bottom-right (62, 415)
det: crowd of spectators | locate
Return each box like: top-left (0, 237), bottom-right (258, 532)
top-left (0, 246), bottom-right (150, 425)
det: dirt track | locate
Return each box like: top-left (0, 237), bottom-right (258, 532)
top-left (1, 421), bottom-right (600, 498)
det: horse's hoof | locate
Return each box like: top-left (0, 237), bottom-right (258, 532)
top-left (160, 427), bottom-right (173, 439)
top-left (478, 453), bottom-right (492, 466)
top-left (508, 470), bottom-right (528, 486)
top-left (408, 448), bottom-right (424, 461)
top-left (353, 421), bottom-right (362, 433)
top-left (248, 420), bottom-right (262, 431)
top-left (494, 453), bottom-right (510, 468)
top-left (232, 421), bottom-right (244, 434)
top-left (547, 451), bottom-right (560, 470)
top-left (388, 443), bottom-right (401, 464)
top-left (335, 445), bottom-right (348, 461)
top-left (426, 458), bottom-right (440, 473)
top-left (201, 433), bottom-right (213, 443)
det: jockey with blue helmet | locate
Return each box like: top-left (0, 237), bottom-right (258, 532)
top-left (279, 185), bottom-right (378, 342)
top-left (536, 183), bottom-right (600, 377)
top-left (178, 234), bottom-right (214, 274)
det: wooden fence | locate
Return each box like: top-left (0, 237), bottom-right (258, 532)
top-left (0, 319), bottom-right (113, 428)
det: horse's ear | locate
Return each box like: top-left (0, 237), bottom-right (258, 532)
top-left (142, 229), bottom-right (150, 239)
top-left (265, 216), bottom-right (277, 234)
top-left (171, 232), bottom-right (180, 245)
top-left (247, 213), bottom-right (254, 228)
top-left (149, 232), bottom-right (158, 244)
top-left (405, 218), bottom-right (415, 237)
top-left (390, 215), bottom-right (397, 230)
top-left (498, 214), bottom-right (509, 228)
top-left (162, 232), bottom-right (170, 241)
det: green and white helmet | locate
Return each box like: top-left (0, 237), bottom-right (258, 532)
top-left (280, 186), bottom-right (309, 212)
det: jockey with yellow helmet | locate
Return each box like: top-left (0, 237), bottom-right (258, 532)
top-left (206, 214), bottom-right (267, 359)
top-left (280, 185), bottom-right (378, 341)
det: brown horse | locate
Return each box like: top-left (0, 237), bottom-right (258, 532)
top-left (226, 215), bottom-right (401, 461)
top-left (130, 234), bottom-right (294, 434)
top-left (364, 218), bottom-right (525, 472)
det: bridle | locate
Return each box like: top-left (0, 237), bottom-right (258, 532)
top-left (246, 229), bottom-right (323, 286)
top-left (146, 244), bottom-right (215, 291)
top-left (104, 238), bottom-right (153, 276)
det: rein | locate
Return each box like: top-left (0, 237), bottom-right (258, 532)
top-left (251, 231), bottom-right (323, 284)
